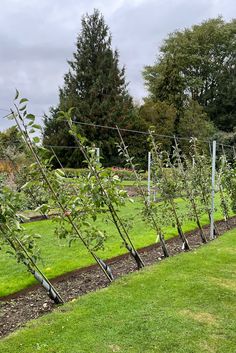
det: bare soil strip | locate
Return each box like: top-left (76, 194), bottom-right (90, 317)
top-left (0, 217), bottom-right (235, 338)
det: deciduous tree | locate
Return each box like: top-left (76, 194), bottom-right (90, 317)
top-left (143, 17), bottom-right (236, 132)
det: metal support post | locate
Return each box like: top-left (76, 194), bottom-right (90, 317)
top-left (96, 147), bottom-right (100, 163)
top-left (147, 151), bottom-right (151, 204)
top-left (210, 141), bottom-right (216, 240)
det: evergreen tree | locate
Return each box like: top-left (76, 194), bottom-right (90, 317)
top-left (43, 9), bottom-right (134, 167)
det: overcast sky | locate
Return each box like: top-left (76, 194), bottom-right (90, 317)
top-left (0, 0), bottom-right (235, 131)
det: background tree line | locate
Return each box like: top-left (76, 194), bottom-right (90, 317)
top-left (2, 11), bottom-right (236, 169)
top-left (40, 12), bottom-right (236, 167)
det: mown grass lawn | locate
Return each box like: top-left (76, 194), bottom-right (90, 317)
top-left (0, 195), bottom-right (233, 297)
top-left (0, 228), bottom-right (235, 353)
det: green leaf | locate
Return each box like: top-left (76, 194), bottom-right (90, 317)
top-left (54, 170), bottom-right (65, 180)
top-left (83, 221), bottom-right (91, 227)
top-left (32, 124), bottom-right (42, 130)
top-left (55, 169), bottom-right (65, 177)
top-left (20, 98), bottom-right (28, 104)
top-left (14, 89), bottom-right (19, 100)
top-left (33, 136), bottom-right (40, 143)
top-left (26, 114), bottom-right (35, 121)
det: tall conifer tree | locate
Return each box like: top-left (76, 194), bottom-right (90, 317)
top-left (43, 9), bottom-right (134, 166)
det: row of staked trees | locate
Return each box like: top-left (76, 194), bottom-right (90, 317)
top-left (43, 10), bottom-right (236, 168)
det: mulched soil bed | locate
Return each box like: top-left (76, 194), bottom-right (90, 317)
top-left (0, 216), bottom-right (236, 338)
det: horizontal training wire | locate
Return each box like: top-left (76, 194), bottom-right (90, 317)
top-left (64, 119), bottom-right (236, 148)
top-left (70, 119), bottom-right (198, 141)
top-left (1, 111), bottom-right (235, 150)
top-left (43, 119), bottom-right (235, 150)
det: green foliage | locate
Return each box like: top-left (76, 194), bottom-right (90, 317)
top-left (20, 160), bottom-right (55, 212)
top-left (178, 101), bottom-right (215, 152)
top-left (217, 155), bottom-right (231, 220)
top-left (62, 110), bottom-right (134, 245)
top-left (139, 99), bottom-right (176, 151)
top-left (0, 126), bottom-right (32, 191)
top-left (149, 134), bottom-right (184, 227)
top-left (59, 109), bottom-right (146, 271)
top-left (59, 168), bottom-right (89, 178)
top-left (218, 154), bottom-right (236, 213)
top-left (171, 139), bottom-right (208, 242)
top-left (187, 139), bottom-right (212, 218)
top-left (143, 17), bottom-right (236, 132)
top-left (173, 144), bottom-right (203, 217)
top-left (213, 130), bottom-right (236, 161)
top-left (0, 180), bottom-right (40, 267)
top-left (117, 131), bottom-right (169, 257)
top-left (12, 95), bottom-right (108, 253)
top-left (0, 126), bottom-right (24, 158)
top-left (148, 131), bottom-right (191, 249)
